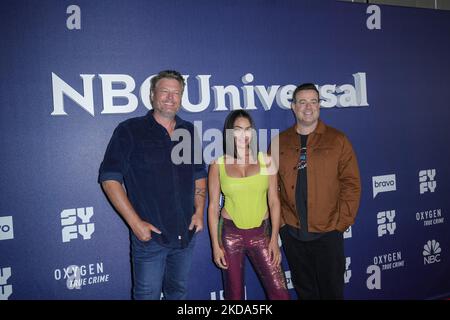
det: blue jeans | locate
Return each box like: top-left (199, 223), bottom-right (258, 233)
top-left (131, 234), bottom-right (196, 300)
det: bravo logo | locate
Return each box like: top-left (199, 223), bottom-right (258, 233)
top-left (0, 216), bottom-right (14, 241)
top-left (372, 174), bottom-right (396, 198)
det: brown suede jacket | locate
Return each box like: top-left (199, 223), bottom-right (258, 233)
top-left (272, 120), bottom-right (361, 232)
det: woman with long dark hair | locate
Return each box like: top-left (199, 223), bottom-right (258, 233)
top-left (207, 110), bottom-right (290, 300)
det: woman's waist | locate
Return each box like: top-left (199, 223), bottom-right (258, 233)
top-left (221, 207), bottom-right (269, 229)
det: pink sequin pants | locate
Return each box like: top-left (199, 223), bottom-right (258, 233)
top-left (220, 218), bottom-right (290, 300)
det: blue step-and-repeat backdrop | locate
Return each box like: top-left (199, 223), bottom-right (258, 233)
top-left (0, 0), bottom-right (449, 300)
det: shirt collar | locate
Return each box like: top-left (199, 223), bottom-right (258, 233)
top-left (290, 119), bottom-right (326, 136)
top-left (145, 110), bottom-right (188, 130)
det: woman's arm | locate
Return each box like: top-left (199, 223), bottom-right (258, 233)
top-left (207, 161), bottom-right (228, 269)
top-left (266, 155), bottom-right (282, 265)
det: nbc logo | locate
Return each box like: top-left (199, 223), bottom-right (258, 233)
top-left (423, 240), bottom-right (441, 265)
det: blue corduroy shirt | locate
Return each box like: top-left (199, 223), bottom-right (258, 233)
top-left (99, 111), bottom-right (207, 248)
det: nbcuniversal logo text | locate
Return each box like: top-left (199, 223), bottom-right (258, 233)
top-left (50, 72), bottom-right (369, 116)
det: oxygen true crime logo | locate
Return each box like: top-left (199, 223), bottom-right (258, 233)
top-left (373, 251), bottom-right (405, 271)
top-left (54, 262), bottom-right (109, 289)
top-left (366, 251), bottom-right (405, 290)
top-left (416, 209), bottom-right (444, 227)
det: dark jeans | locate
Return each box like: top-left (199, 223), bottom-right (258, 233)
top-left (131, 234), bottom-right (196, 300)
top-left (280, 227), bottom-right (345, 300)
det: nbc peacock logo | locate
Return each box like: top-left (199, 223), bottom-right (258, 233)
top-left (423, 240), bottom-right (442, 265)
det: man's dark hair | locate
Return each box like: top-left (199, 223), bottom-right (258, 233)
top-left (223, 110), bottom-right (258, 159)
top-left (292, 83), bottom-right (320, 102)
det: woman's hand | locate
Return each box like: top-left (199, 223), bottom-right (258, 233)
top-left (268, 238), bottom-right (282, 266)
top-left (213, 246), bottom-right (228, 269)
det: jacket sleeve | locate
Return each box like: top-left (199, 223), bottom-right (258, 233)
top-left (98, 124), bottom-right (133, 184)
top-left (336, 135), bottom-right (361, 232)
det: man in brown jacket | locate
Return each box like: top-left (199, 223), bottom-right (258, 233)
top-left (272, 83), bottom-right (361, 299)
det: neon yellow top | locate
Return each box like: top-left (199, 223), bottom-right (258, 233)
top-left (218, 152), bottom-right (269, 229)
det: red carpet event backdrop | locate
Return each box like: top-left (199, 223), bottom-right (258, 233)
top-left (0, 0), bottom-right (449, 299)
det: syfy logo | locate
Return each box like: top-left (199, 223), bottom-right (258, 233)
top-left (54, 262), bottom-right (109, 290)
top-left (419, 169), bottom-right (437, 194)
top-left (0, 267), bottom-right (12, 300)
top-left (60, 207), bottom-right (95, 243)
top-left (0, 216), bottom-right (14, 240)
top-left (210, 286), bottom-right (247, 300)
top-left (372, 174), bottom-right (396, 198)
top-left (50, 72), bottom-right (369, 116)
top-left (377, 210), bottom-right (396, 237)
top-left (344, 257), bottom-right (352, 284)
top-left (423, 240), bottom-right (441, 265)
top-left (344, 226), bottom-right (352, 239)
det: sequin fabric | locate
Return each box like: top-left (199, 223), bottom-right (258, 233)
top-left (220, 218), bottom-right (290, 300)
